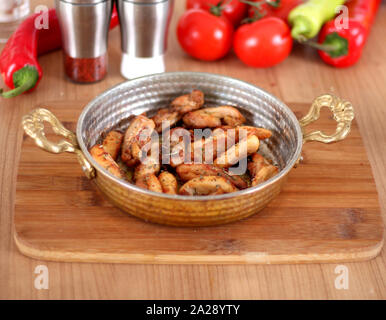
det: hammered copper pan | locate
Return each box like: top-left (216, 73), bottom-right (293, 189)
top-left (22, 72), bottom-right (354, 226)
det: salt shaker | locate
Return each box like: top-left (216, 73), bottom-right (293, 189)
top-left (55, 0), bottom-right (113, 83)
top-left (117, 0), bottom-right (174, 79)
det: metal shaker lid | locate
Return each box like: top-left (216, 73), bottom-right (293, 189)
top-left (56, 0), bottom-right (113, 58)
top-left (58, 0), bottom-right (109, 4)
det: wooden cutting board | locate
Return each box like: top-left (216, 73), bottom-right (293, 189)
top-left (13, 101), bottom-right (384, 264)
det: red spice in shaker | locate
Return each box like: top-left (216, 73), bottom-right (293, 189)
top-left (64, 54), bottom-right (107, 83)
top-left (56, 0), bottom-right (113, 84)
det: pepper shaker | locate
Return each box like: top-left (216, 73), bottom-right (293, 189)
top-left (117, 0), bottom-right (174, 79)
top-left (55, 0), bottom-right (113, 83)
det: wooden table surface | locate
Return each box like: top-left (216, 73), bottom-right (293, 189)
top-left (1, 0), bottom-right (385, 299)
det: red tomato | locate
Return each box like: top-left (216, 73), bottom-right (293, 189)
top-left (233, 17), bottom-right (293, 68)
top-left (177, 9), bottom-right (233, 61)
top-left (186, 0), bottom-right (248, 26)
top-left (247, 0), bottom-right (303, 22)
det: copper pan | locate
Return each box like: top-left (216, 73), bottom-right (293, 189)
top-left (22, 72), bottom-right (354, 226)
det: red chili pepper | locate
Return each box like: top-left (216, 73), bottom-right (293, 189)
top-left (316, 0), bottom-right (381, 68)
top-left (243, 0), bottom-right (303, 22)
top-left (0, 6), bottom-right (119, 98)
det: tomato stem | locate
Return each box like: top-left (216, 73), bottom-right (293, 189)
top-left (240, 0), bottom-right (281, 23)
top-left (266, 0), bottom-right (281, 8)
top-left (209, 0), bottom-right (231, 17)
top-left (240, 0), bottom-right (281, 9)
top-left (241, 11), bottom-right (265, 24)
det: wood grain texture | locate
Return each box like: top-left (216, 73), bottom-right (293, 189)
top-left (13, 101), bottom-right (384, 264)
top-left (0, 0), bottom-right (386, 299)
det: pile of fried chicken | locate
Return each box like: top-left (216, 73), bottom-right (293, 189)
top-left (90, 90), bottom-right (278, 196)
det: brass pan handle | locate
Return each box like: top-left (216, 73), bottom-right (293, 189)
top-left (299, 94), bottom-right (354, 144)
top-left (22, 108), bottom-right (95, 179)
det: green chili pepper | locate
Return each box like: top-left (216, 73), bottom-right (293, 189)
top-left (288, 0), bottom-right (346, 41)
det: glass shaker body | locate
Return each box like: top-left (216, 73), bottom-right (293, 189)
top-left (0, 0), bottom-right (30, 43)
